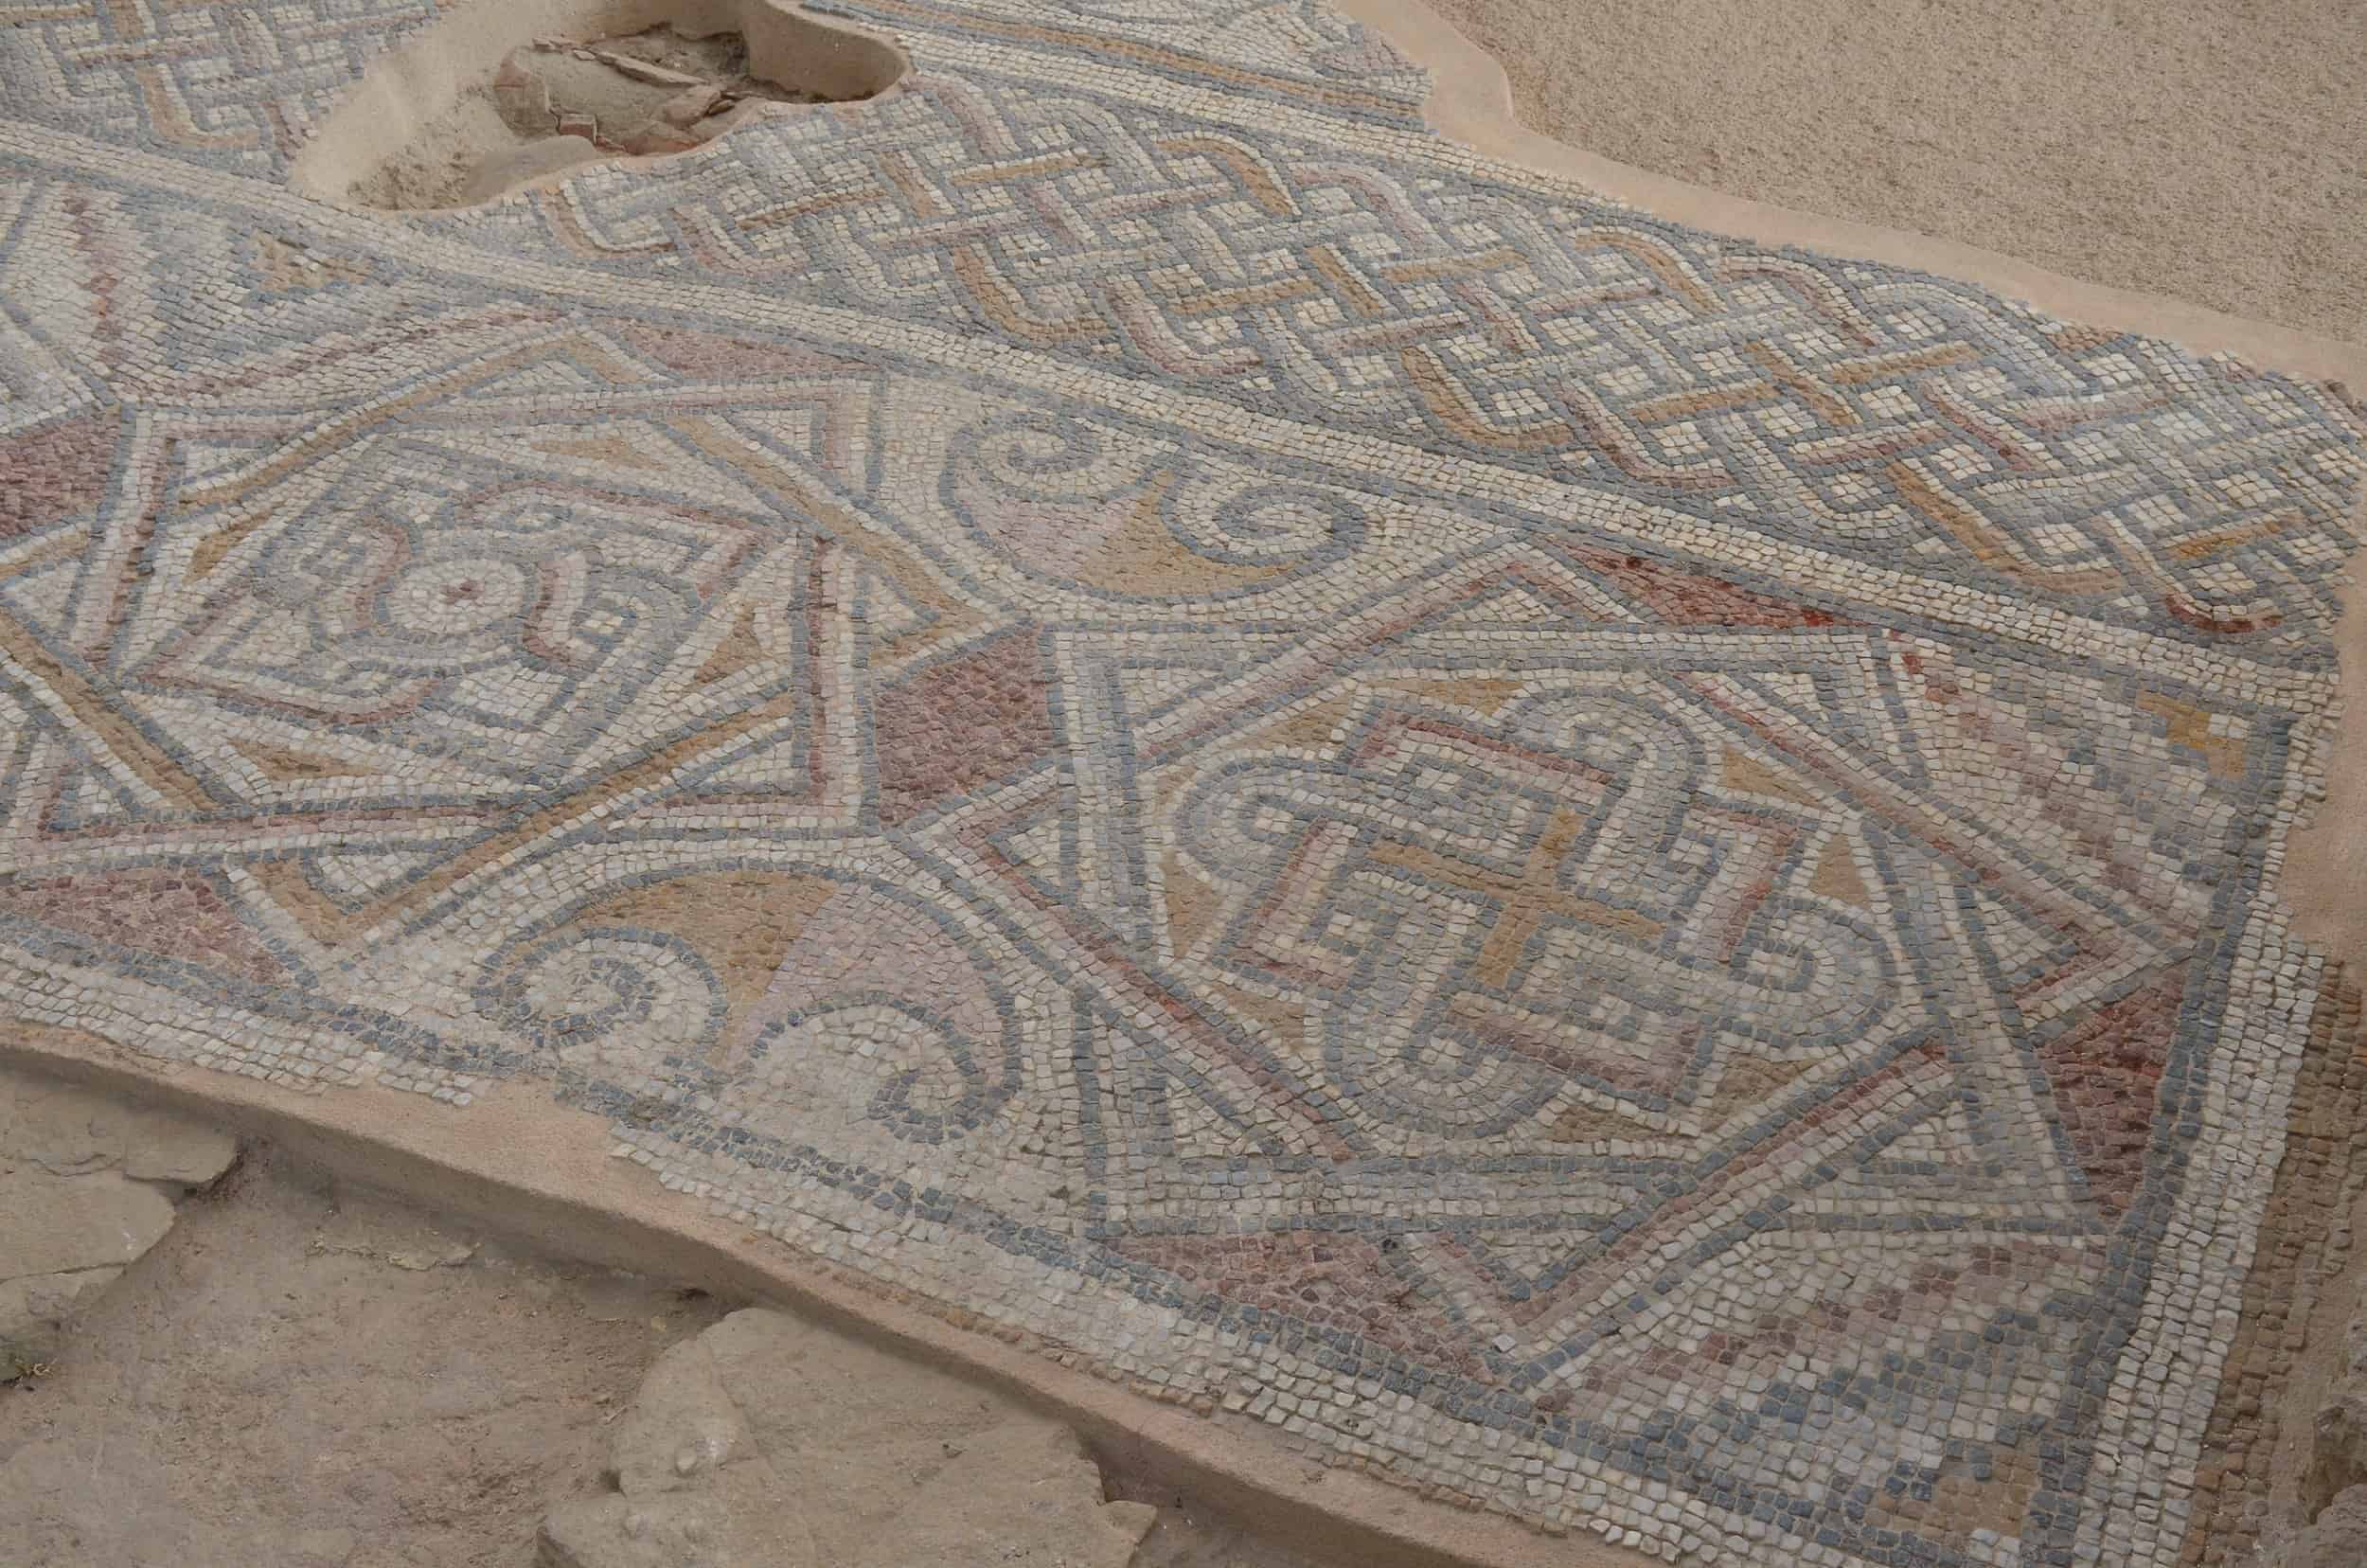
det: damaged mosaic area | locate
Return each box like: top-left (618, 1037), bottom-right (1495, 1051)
top-left (2, 1), bottom-right (2364, 1563)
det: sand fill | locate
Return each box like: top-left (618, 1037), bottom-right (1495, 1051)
top-left (1418, 0), bottom-right (2367, 347)
top-left (349, 24), bottom-right (850, 210)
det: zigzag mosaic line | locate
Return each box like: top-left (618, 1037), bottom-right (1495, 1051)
top-left (0, 3), bottom-right (2362, 1565)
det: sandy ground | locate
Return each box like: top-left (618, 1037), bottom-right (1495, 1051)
top-left (0, 1142), bottom-right (1319, 1568)
top-left (1420, 0), bottom-right (2367, 347)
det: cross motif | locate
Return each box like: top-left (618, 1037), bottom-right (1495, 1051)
top-left (1365, 802), bottom-right (1662, 990)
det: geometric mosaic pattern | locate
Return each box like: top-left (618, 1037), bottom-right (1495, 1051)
top-left (0, 0), bottom-right (441, 174)
top-left (506, 60), bottom-right (2362, 647)
top-left (1, 3), bottom-right (2362, 1565)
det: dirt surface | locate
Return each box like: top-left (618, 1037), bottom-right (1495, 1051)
top-left (352, 25), bottom-right (841, 210)
top-left (0, 1139), bottom-right (1323, 1567)
top-left (2, 1067), bottom-right (237, 1376)
top-left (1122, 1495), bottom-right (1330, 1568)
top-left (1, 1145), bottom-right (733, 1566)
top-left (539, 1304), bottom-right (1161, 1567)
top-left (1420, 0), bottom-right (2367, 347)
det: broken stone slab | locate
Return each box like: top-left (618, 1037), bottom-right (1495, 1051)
top-left (1, 1167), bottom-right (173, 1367)
top-left (572, 47), bottom-right (709, 90)
top-left (119, 1108), bottom-right (239, 1186)
top-left (541, 1308), bottom-right (1154, 1568)
top-left (657, 85), bottom-right (726, 127)
top-left (1, 1066), bottom-right (238, 1370)
top-left (0, 1073), bottom-right (236, 1187)
top-left (608, 1327), bottom-right (750, 1497)
top-left (617, 125), bottom-right (706, 159)
top-left (1, 1168), bottom-right (174, 1280)
top-left (490, 57), bottom-right (558, 135)
top-left (542, 1470), bottom-right (818, 1568)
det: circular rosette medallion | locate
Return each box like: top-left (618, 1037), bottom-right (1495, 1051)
top-left (379, 552), bottom-right (535, 641)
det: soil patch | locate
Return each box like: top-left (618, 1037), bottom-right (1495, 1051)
top-left (351, 24), bottom-right (846, 210)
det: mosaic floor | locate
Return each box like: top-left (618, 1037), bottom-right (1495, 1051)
top-left (2, 2), bottom-right (2364, 1563)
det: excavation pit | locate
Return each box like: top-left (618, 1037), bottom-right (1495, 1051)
top-left (295, 0), bottom-right (906, 209)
